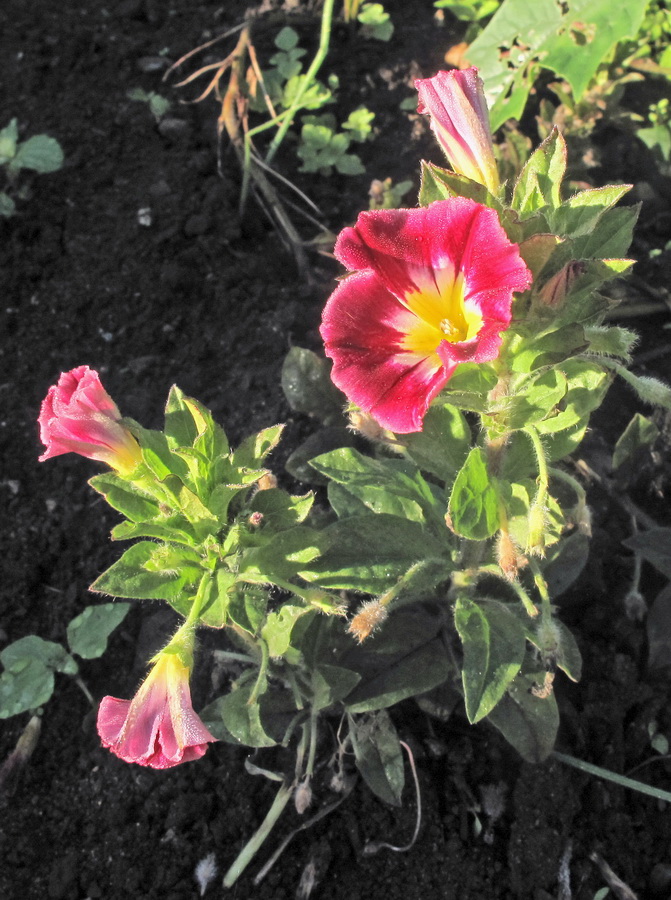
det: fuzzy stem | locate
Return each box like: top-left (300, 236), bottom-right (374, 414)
top-left (222, 780), bottom-right (294, 887)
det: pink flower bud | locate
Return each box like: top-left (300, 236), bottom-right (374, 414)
top-left (415, 68), bottom-right (499, 195)
top-left (97, 652), bottom-right (216, 769)
top-left (536, 261), bottom-right (586, 309)
top-left (39, 366), bottom-right (142, 476)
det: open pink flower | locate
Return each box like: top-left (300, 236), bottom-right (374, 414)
top-left (416, 68), bottom-right (499, 195)
top-left (321, 198), bottom-right (532, 433)
top-left (39, 365), bottom-right (141, 475)
top-left (97, 652), bottom-right (216, 769)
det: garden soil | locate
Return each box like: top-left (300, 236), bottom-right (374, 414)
top-left (2, 1), bottom-right (671, 898)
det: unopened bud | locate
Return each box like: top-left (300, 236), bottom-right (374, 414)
top-left (624, 589), bottom-right (647, 621)
top-left (248, 511), bottom-right (264, 528)
top-left (497, 530), bottom-right (519, 581)
top-left (536, 261), bottom-right (585, 309)
top-left (576, 501), bottom-right (592, 537)
top-left (257, 473), bottom-right (277, 491)
top-left (294, 778), bottom-right (312, 814)
top-left (525, 503), bottom-right (547, 557)
top-left (348, 409), bottom-right (401, 446)
top-left (348, 599), bottom-right (388, 643)
top-left (535, 616), bottom-right (561, 669)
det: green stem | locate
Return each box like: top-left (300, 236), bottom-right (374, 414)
top-left (305, 711), bottom-right (319, 778)
top-left (528, 557), bottom-right (552, 621)
top-left (548, 466), bottom-right (586, 508)
top-left (73, 675), bottom-right (95, 707)
top-left (476, 564), bottom-right (538, 617)
top-left (553, 751), bottom-right (671, 804)
top-left (522, 425), bottom-right (549, 510)
top-left (265, 0), bottom-right (336, 165)
top-left (222, 780), bottom-right (294, 887)
top-left (247, 638), bottom-right (270, 706)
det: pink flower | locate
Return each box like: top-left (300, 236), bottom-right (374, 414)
top-left (39, 365), bottom-right (141, 475)
top-left (97, 652), bottom-right (216, 769)
top-left (415, 68), bottom-right (499, 195)
top-left (320, 198), bottom-right (532, 433)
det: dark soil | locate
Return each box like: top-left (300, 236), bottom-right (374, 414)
top-left (2, 1), bottom-right (671, 899)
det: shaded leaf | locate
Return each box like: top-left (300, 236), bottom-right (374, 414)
top-left (349, 711), bottom-right (405, 806)
top-left (66, 603), bottom-right (130, 659)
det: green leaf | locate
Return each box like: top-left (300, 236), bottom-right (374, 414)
top-left (505, 480), bottom-right (565, 550)
top-left (281, 347), bottom-right (346, 425)
top-left (345, 638), bottom-right (450, 713)
top-left (612, 413), bottom-right (659, 470)
top-left (484, 667), bottom-right (559, 762)
top-left (250, 488), bottom-right (313, 531)
top-left (164, 385), bottom-right (229, 458)
top-left (232, 424), bottom-right (284, 469)
top-left (90, 541), bottom-right (203, 601)
top-left (534, 360), bottom-right (608, 438)
top-left (12, 134), bottom-right (63, 174)
top-left (357, 3), bottom-right (394, 41)
top-left (0, 118), bottom-right (19, 162)
top-left (419, 161), bottom-right (497, 207)
top-left (226, 586), bottom-right (268, 635)
top-left (88, 472), bottom-right (161, 523)
top-left (564, 206), bottom-right (639, 259)
top-left (199, 568), bottom-right (237, 628)
top-left (350, 711), bottom-right (404, 806)
top-left (549, 184), bottom-right (632, 238)
top-left (512, 128), bottom-right (566, 217)
top-left (1, 636), bottom-right (77, 675)
top-left (467, 0), bottom-right (649, 129)
top-left (285, 427), bottom-right (355, 484)
top-left (508, 324), bottom-right (587, 374)
top-left (584, 325), bottom-right (638, 361)
top-left (0, 191), bottom-right (16, 217)
top-left (311, 447), bottom-right (439, 526)
top-left (240, 525), bottom-right (324, 583)
top-left (454, 597), bottom-right (526, 723)
top-left (542, 531), bottom-right (590, 598)
top-left (218, 682), bottom-right (277, 748)
top-left (601, 361), bottom-right (671, 411)
top-left (300, 515), bottom-right (447, 592)
top-left (401, 402), bottom-right (471, 483)
top-left (110, 517), bottom-right (198, 547)
top-left (275, 26), bottom-right (300, 51)
top-left (66, 603), bottom-right (130, 659)
top-left (262, 605), bottom-right (313, 658)
top-left (441, 363), bottom-right (498, 412)
top-left (448, 447), bottom-right (499, 540)
top-left (0, 637), bottom-right (77, 718)
top-left (311, 664), bottom-right (361, 711)
top-left (622, 529), bottom-right (671, 580)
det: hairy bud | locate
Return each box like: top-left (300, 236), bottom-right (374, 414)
top-left (348, 599), bottom-right (388, 643)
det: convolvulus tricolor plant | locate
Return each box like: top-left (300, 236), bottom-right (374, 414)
top-left (34, 68), bottom-right (671, 885)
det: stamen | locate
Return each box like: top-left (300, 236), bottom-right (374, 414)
top-left (440, 318), bottom-right (460, 337)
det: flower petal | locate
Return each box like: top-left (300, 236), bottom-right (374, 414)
top-left (321, 271), bottom-right (450, 433)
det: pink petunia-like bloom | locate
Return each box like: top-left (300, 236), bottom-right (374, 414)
top-left (320, 198), bottom-right (532, 433)
top-left (39, 365), bottom-right (142, 476)
top-left (415, 68), bottom-right (499, 195)
top-left (97, 652), bottom-right (216, 769)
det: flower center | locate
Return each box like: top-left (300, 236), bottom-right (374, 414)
top-left (401, 270), bottom-right (482, 358)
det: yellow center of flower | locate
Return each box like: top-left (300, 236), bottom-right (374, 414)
top-left (401, 271), bottom-right (482, 358)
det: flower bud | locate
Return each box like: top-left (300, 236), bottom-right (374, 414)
top-left (256, 473), bottom-right (277, 491)
top-left (415, 68), bottom-right (499, 195)
top-left (248, 511), bottom-right (264, 528)
top-left (39, 366), bottom-right (141, 476)
top-left (525, 503), bottom-right (547, 557)
top-left (348, 599), bottom-right (388, 643)
top-left (497, 529), bottom-right (519, 581)
top-left (536, 261), bottom-right (585, 309)
top-left (294, 778), bottom-right (313, 814)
